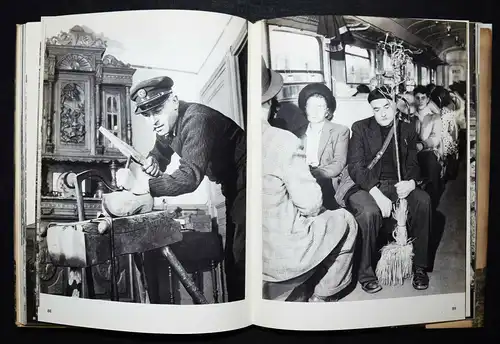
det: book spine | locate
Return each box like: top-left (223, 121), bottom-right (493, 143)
top-left (14, 23), bottom-right (27, 326)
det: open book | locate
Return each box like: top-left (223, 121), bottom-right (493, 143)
top-left (14, 10), bottom-right (492, 333)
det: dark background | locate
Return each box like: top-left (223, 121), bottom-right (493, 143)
top-left (2, 0), bottom-right (498, 343)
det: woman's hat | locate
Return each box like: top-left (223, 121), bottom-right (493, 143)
top-left (262, 57), bottom-right (283, 103)
top-left (298, 83), bottom-right (337, 114)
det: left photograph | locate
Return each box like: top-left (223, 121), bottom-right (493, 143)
top-left (29, 10), bottom-right (248, 308)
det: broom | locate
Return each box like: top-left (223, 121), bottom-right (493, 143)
top-left (375, 94), bottom-right (415, 286)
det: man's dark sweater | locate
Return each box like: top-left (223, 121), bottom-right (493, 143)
top-left (147, 101), bottom-right (246, 212)
top-left (379, 124), bottom-right (398, 181)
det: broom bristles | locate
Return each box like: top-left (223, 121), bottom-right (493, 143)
top-left (376, 242), bottom-right (414, 286)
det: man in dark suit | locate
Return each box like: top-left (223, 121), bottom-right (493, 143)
top-left (123, 76), bottom-right (246, 302)
top-left (346, 86), bottom-right (432, 294)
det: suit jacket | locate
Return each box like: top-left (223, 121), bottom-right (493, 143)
top-left (347, 116), bottom-right (421, 191)
top-left (301, 120), bottom-right (350, 180)
top-left (147, 101), bottom-right (246, 221)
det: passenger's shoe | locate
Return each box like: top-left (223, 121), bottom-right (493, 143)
top-left (412, 267), bottom-right (429, 290)
top-left (361, 280), bottom-right (382, 294)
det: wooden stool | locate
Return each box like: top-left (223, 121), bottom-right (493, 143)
top-left (166, 231), bottom-right (224, 303)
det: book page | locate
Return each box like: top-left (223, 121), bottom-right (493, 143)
top-left (33, 9), bottom-right (250, 334)
top-left (253, 15), bottom-right (473, 330)
top-left (15, 21), bottom-right (43, 325)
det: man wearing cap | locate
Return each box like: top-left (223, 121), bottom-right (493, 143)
top-left (261, 59), bottom-right (358, 302)
top-left (346, 86), bottom-right (432, 294)
top-left (121, 76), bottom-right (246, 302)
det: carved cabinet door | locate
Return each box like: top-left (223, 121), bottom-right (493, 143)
top-left (53, 73), bottom-right (94, 157)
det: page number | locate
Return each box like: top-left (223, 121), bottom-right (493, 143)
top-left (451, 306), bottom-right (456, 311)
top-left (47, 309), bottom-right (52, 313)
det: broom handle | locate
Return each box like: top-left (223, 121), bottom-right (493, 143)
top-left (393, 115), bottom-right (402, 183)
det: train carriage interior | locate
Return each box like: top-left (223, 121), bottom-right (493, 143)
top-left (262, 15), bottom-right (472, 301)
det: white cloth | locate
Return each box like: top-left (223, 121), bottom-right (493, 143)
top-left (305, 122), bottom-right (325, 167)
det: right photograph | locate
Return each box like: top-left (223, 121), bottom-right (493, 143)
top-left (261, 15), bottom-right (469, 302)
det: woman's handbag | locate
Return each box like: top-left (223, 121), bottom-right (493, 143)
top-left (333, 126), bottom-right (395, 208)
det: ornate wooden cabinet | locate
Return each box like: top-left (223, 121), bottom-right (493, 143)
top-left (38, 26), bottom-right (137, 301)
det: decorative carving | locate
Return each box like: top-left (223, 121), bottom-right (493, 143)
top-left (95, 261), bottom-right (127, 294)
top-left (46, 25), bottom-right (107, 48)
top-left (38, 244), bottom-right (57, 281)
top-left (102, 54), bottom-right (129, 68)
top-left (57, 54), bottom-right (93, 71)
top-left (95, 61), bottom-right (103, 83)
top-left (48, 56), bottom-right (56, 79)
top-left (102, 74), bottom-right (134, 86)
top-left (46, 269), bottom-right (65, 295)
top-left (45, 82), bottom-right (55, 153)
top-left (42, 154), bottom-right (127, 164)
top-left (44, 62), bottom-right (48, 80)
top-left (59, 83), bottom-right (86, 144)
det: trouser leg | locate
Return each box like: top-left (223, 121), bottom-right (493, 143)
top-left (417, 151), bottom-right (442, 210)
top-left (406, 188), bottom-right (433, 269)
top-left (224, 212), bottom-right (246, 302)
top-left (347, 189), bottom-right (383, 284)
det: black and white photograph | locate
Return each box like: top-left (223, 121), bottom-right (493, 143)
top-left (31, 10), bottom-right (248, 310)
top-left (261, 15), bottom-right (470, 304)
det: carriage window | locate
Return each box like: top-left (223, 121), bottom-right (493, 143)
top-left (268, 28), bottom-right (324, 103)
top-left (421, 67), bottom-right (430, 85)
top-left (345, 44), bottom-right (372, 84)
top-left (269, 29), bottom-right (322, 72)
top-left (430, 69), bottom-right (436, 84)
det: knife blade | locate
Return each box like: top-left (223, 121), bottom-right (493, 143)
top-left (98, 126), bottom-right (146, 166)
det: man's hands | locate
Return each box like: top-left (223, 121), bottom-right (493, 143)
top-left (309, 165), bottom-right (321, 179)
top-left (395, 180), bottom-right (416, 199)
top-left (369, 180), bottom-right (416, 218)
top-left (142, 156), bottom-right (162, 177)
top-left (369, 187), bottom-right (393, 218)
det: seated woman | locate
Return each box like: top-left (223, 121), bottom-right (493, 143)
top-left (414, 85), bottom-right (443, 211)
top-left (449, 81), bottom-right (467, 154)
top-left (297, 83), bottom-right (350, 210)
top-left (261, 60), bottom-right (358, 302)
top-left (442, 87), bottom-right (467, 180)
top-left (430, 86), bottom-right (458, 167)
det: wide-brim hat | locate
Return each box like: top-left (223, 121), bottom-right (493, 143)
top-left (262, 57), bottom-right (283, 103)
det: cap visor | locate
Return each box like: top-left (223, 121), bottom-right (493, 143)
top-left (134, 94), bottom-right (169, 115)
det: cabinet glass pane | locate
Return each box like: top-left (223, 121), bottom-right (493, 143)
top-left (104, 93), bottom-right (121, 140)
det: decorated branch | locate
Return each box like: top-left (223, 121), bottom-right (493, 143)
top-left (374, 33), bottom-right (421, 286)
